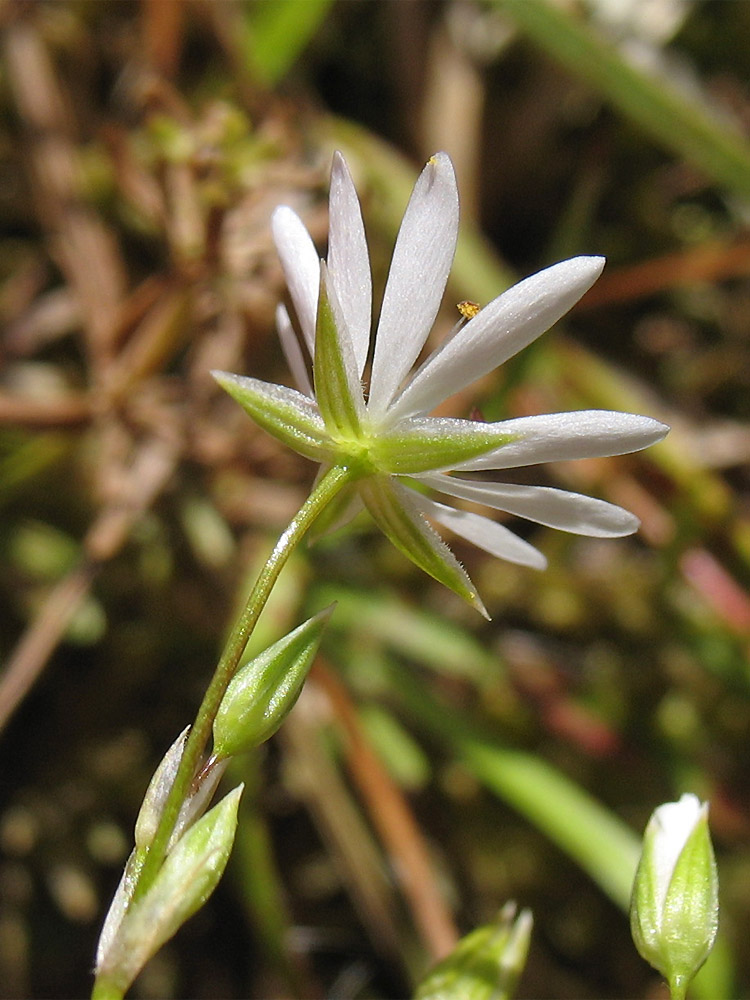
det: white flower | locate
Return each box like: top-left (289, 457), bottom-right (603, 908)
top-left (214, 152), bottom-right (668, 616)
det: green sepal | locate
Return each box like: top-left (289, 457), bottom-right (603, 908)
top-left (94, 785), bottom-right (243, 996)
top-left (313, 262), bottom-right (365, 440)
top-left (416, 902), bottom-right (533, 1000)
top-left (663, 811), bottom-right (719, 997)
top-left (212, 370), bottom-right (336, 463)
top-left (95, 847), bottom-right (147, 979)
top-left (212, 606), bottom-right (334, 759)
top-left (359, 476), bottom-right (487, 618)
top-left (372, 416), bottom-right (516, 474)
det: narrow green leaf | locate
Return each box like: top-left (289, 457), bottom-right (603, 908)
top-left (391, 667), bottom-right (640, 908)
top-left (495, 0), bottom-right (750, 202)
top-left (242, 0), bottom-right (334, 85)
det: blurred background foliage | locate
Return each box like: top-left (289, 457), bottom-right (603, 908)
top-left (1, 0), bottom-right (750, 996)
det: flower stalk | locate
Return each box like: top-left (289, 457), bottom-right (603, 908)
top-left (119, 463), bottom-right (356, 910)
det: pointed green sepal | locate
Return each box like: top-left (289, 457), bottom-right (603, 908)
top-left (94, 785), bottom-right (243, 996)
top-left (212, 370), bottom-right (336, 463)
top-left (212, 606), bottom-right (334, 759)
top-left (313, 262), bottom-right (365, 440)
top-left (360, 476), bottom-right (487, 618)
top-left (372, 416), bottom-right (516, 474)
top-left (94, 847), bottom-right (147, 981)
top-left (416, 902), bottom-right (533, 1000)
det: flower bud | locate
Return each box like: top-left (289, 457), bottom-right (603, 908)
top-left (212, 606), bottom-right (334, 760)
top-left (134, 728), bottom-right (229, 853)
top-left (416, 901), bottom-right (533, 1000)
top-left (95, 784), bottom-right (243, 995)
top-left (134, 727), bottom-right (189, 850)
top-left (630, 794), bottom-right (718, 999)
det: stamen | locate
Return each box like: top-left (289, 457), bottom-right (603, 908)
top-left (457, 300), bottom-right (481, 320)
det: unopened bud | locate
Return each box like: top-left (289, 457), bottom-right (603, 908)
top-left (95, 784), bottom-right (243, 995)
top-left (134, 728), bottom-right (189, 850)
top-left (416, 901), bottom-right (533, 1000)
top-left (630, 794), bottom-right (719, 1000)
top-left (212, 606), bottom-right (333, 760)
top-left (134, 728), bottom-right (228, 853)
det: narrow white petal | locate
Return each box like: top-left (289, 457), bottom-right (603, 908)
top-left (411, 492), bottom-right (547, 569)
top-left (327, 152), bottom-right (372, 378)
top-left (453, 411), bottom-right (669, 471)
top-left (276, 304), bottom-right (313, 397)
top-left (389, 256), bottom-right (605, 421)
top-left (271, 206), bottom-right (320, 355)
top-left (417, 474), bottom-right (639, 537)
top-left (368, 153), bottom-right (459, 417)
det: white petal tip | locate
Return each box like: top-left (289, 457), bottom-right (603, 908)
top-left (561, 254), bottom-right (606, 286)
top-left (651, 419), bottom-right (671, 442)
top-left (271, 204), bottom-right (293, 225)
top-left (422, 152), bottom-right (457, 192)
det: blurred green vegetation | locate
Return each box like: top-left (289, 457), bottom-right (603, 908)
top-left (1, 1), bottom-right (750, 997)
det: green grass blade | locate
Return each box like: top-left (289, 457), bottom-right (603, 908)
top-left (393, 665), bottom-right (639, 909)
top-left (242, 0), bottom-right (334, 85)
top-left (494, 0), bottom-right (750, 202)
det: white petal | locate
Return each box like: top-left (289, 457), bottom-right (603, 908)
top-left (411, 492), bottom-right (547, 569)
top-left (417, 474), bottom-right (640, 537)
top-left (327, 152), bottom-right (372, 378)
top-left (389, 256), bottom-right (605, 421)
top-left (271, 206), bottom-right (319, 355)
top-left (276, 304), bottom-right (313, 396)
top-left (650, 794), bottom-right (705, 910)
top-left (452, 411), bottom-right (669, 471)
top-left (368, 153), bottom-right (459, 417)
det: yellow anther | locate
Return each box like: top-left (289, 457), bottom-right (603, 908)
top-left (457, 300), bottom-right (481, 320)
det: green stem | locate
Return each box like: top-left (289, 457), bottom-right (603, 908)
top-left (129, 464), bottom-right (355, 903)
top-left (669, 975), bottom-right (688, 1000)
top-left (91, 979), bottom-right (121, 1000)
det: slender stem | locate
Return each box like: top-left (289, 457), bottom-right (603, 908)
top-left (130, 464), bottom-right (356, 902)
top-left (91, 979), bottom-right (121, 1000)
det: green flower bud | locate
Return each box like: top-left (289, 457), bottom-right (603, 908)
top-left (95, 785), bottom-right (243, 996)
top-left (416, 901), bottom-right (533, 1000)
top-left (212, 606), bottom-right (334, 760)
top-left (97, 748), bottom-right (230, 987)
top-left (630, 794), bottom-right (719, 1000)
top-left (134, 728), bottom-right (228, 852)
top-left (134, 728), bottom-right (189, 850)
